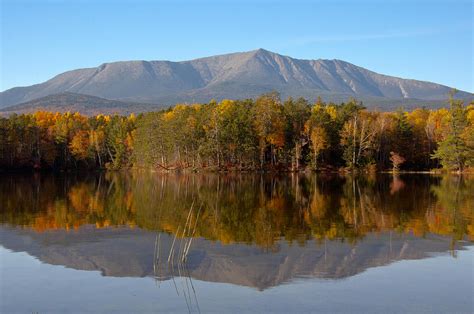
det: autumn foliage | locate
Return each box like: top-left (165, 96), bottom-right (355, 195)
top-left (1, 93), bottom-right (473, 172)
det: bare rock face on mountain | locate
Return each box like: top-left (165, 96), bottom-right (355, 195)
top-left (1, 49), bottom-right (472, 111)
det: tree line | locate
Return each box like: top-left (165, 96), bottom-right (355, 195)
top-left (1, 92), bottom-right (473, 172)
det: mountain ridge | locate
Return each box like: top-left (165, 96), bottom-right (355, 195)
top-left (1, 49), bottom-right (472, 110)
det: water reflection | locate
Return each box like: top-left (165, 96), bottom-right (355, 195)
top-left (0, 173), bottom-right (473, 289)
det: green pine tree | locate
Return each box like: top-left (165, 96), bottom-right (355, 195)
top-left (432, 93), bottom-right (473, 172)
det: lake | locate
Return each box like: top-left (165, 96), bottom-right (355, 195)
top-left (0, 173), bottom-right (473, 313)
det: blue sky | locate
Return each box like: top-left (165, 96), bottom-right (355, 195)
top-left (1, 0), bottom-right (472, 92)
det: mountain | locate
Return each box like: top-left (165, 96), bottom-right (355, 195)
top-left (1, 49), bottom-right (472, 111)
top-left (0, 92), bottom-right (163, 116)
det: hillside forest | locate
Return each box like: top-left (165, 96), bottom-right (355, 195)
top-left (1, 93), bottom-right (473, 173)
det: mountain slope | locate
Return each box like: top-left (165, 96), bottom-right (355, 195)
top-left (1, 49), bottom-right (472, 109)
top-left (0, 92), bottom-right (164, 115)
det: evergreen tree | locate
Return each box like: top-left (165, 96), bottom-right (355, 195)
top-left (432, 95), bottom-right (474, 172)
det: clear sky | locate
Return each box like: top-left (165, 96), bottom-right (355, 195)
top-left (1, 0), bottom-right (472, 92)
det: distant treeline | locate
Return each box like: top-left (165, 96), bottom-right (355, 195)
top-left (1, 92), bottom-right (473, 172)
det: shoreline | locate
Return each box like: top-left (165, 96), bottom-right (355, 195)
top-left (1, 167), bottom-right (473, 175)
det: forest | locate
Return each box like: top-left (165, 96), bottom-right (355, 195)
top-left (0, 92), bottom-right (473, 173)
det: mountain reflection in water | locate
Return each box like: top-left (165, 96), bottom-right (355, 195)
top-left (0, 173), bottom-right (473, 290)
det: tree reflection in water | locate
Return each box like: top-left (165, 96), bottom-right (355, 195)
top-left (0, 172), bottom-right (473, 249)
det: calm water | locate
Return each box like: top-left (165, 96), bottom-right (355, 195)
top-left (0, 173), bottom-right (473, 313)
